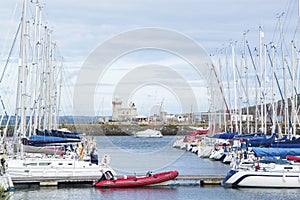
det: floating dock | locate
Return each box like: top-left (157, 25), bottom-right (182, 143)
top-left (175, 175), bottom-right (225, 186)
top-left (12, 174), bottom-right (225, 189)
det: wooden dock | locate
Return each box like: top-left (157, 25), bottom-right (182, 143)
top-left (11, 174), bottom-right (226, 188)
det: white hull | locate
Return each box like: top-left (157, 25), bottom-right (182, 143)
top-left (0, 174), bottom-right (14, 192)
top-left (7, 157), bottom-right (115, 178)
top-left (134, 129), bottom-right (163, 138)
top-left (197, 146), bottom-right (213, 158)
top-left (223, 165), bottom-right (300, 188)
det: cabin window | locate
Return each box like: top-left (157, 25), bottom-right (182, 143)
top-left (25, 163), bottom-right (37, 166)
top-left (68, 163), bottom-right (73, 165)
top-left (58, 163), bottom-right (63, 165)
top-left (284, 167), bottom-right (293, 170)
top-left (39, 162), bottom-right (51, 166)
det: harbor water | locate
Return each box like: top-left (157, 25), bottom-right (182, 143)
top-left (10, 136), bottom-right (300, 200)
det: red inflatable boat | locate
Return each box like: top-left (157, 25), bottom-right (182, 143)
top-left (94, 170), bottom-right (178, 188)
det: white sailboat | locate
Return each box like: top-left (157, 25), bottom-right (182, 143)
top-left (7, 154), bottom-right (115, 178)
top-left (2, 0), bottom-right (115, 180)
top-left (222, 148), bottom-right (300, 188)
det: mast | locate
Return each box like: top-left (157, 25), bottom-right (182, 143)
top-left (231, 43), bottom-right (238, 132)
top-left (254, 48), bottom-right (259, 133)
top-left (259, 27), bottom-right (264, 134)
top-left (225, 48), bottom-right (232, 132)
top-left (263, 44), bottom-right (267, 135)
top-left (33, 2), bottom-right (42, 132)
top-left (14, 0), bottom-right (28, 156)
top-left (218, 55), bottom-right (225, 131)
top-left (56, 58), bottom-right (64, 130)
top-left (238, 57), bottom-right (243, 134)
top-left (279, 15), bottom-right (288, 136)
top-left (271, 45), bottom-right (277, 134)
top-left (47, 32), bottom-right (53, 131)
top-left (29, 0), bottom-right (40, 137)
top-left (244, 32), bottom-right (250, 134)
top-left (291, 41), bottom-right (296, 136)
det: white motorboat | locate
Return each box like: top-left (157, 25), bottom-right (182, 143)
top-left (134, 129), bottom-right (163, 138)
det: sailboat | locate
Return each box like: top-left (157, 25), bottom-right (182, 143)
top-left (2, 0), bottom-right (115, 180)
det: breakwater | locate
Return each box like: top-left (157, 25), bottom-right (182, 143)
top-left (56, 124), bottom-right (190, 136)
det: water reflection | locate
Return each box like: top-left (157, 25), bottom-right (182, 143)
top-left (96, 187), bottom-right (178, 200)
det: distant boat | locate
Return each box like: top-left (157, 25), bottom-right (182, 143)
top-left (134, 129), bottom-right (163, 138)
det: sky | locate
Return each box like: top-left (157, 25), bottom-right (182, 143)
top-left (0, 0), bottom-right (299, 117)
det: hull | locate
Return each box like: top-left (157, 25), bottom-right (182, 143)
top-left (197, 146), bottom-right (213, 158)
top-left (95, 170), bottom-right (178, 188)
top-left (134, 129), bottom-right (163, 138)
top-left (6, 157), bottom-right (115, 178)
top-left (0, 174), bottom-right (14, 192)
top-left (222, 168), bottom-right (300, 188)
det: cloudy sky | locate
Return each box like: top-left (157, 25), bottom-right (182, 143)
top-left (0, 0), bottom-right (299, 116)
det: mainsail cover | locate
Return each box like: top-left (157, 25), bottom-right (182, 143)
top-left (252, 147), bottom-right (300, 157)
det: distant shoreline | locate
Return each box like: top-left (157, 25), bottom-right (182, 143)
top-left (1, 124), bottom-right (205, 137)
top-left (66, 124), bottom-right (182, 136)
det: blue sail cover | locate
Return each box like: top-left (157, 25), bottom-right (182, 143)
top-left (22, 135), bottom-right (81, 146)
top-left (246, 133), bottom-right (276, 147)
top-left (252, 147), bottom-right (300, 157)
top-left (210, 132), bottom-right (238, 139)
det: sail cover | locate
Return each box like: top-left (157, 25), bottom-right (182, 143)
top-left (252, 147), bottom-right (300, 157)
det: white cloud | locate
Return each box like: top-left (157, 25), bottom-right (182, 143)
top-left (0, 0), bottom-right (299, 116)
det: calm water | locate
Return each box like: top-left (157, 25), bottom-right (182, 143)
top-left (10, 136), bottom-right (300, 200)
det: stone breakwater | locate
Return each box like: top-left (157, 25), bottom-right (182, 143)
top-left (2, 124), bottom-right (199, 137)
top-left (60, 124), bottom-right (183, 136)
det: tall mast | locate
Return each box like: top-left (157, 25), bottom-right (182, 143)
top-left (279, 15), bottom-right (288, 136)
top-left (14, 0), bottom-right (28, 156)
top-left (47, 32), bottom-right (53, 131)
top-left (238, 57), bottom-right (243, 134)
top-left (218, 55), bottom-right (225, 131)
top-left (244, 32), bottom-right (250, 134)
top-left (271, 45), bottom-right (277, 134)
top-left (56, 58), bottom-right (64, 130)
top-left (231, 43), bottom-right (238, 132)
top-left (225, 48), bottom-right (232, 132)
top-left (291, 41), bottom-right (296, 136)
top-left (259, 27), bottom-right (264, 134)
top-left (254, 48), bottom-right (259, 133)
top-left (33, 2), bottom-right (42, 132)
top-left (29, 0), bottom-right (40, 137)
